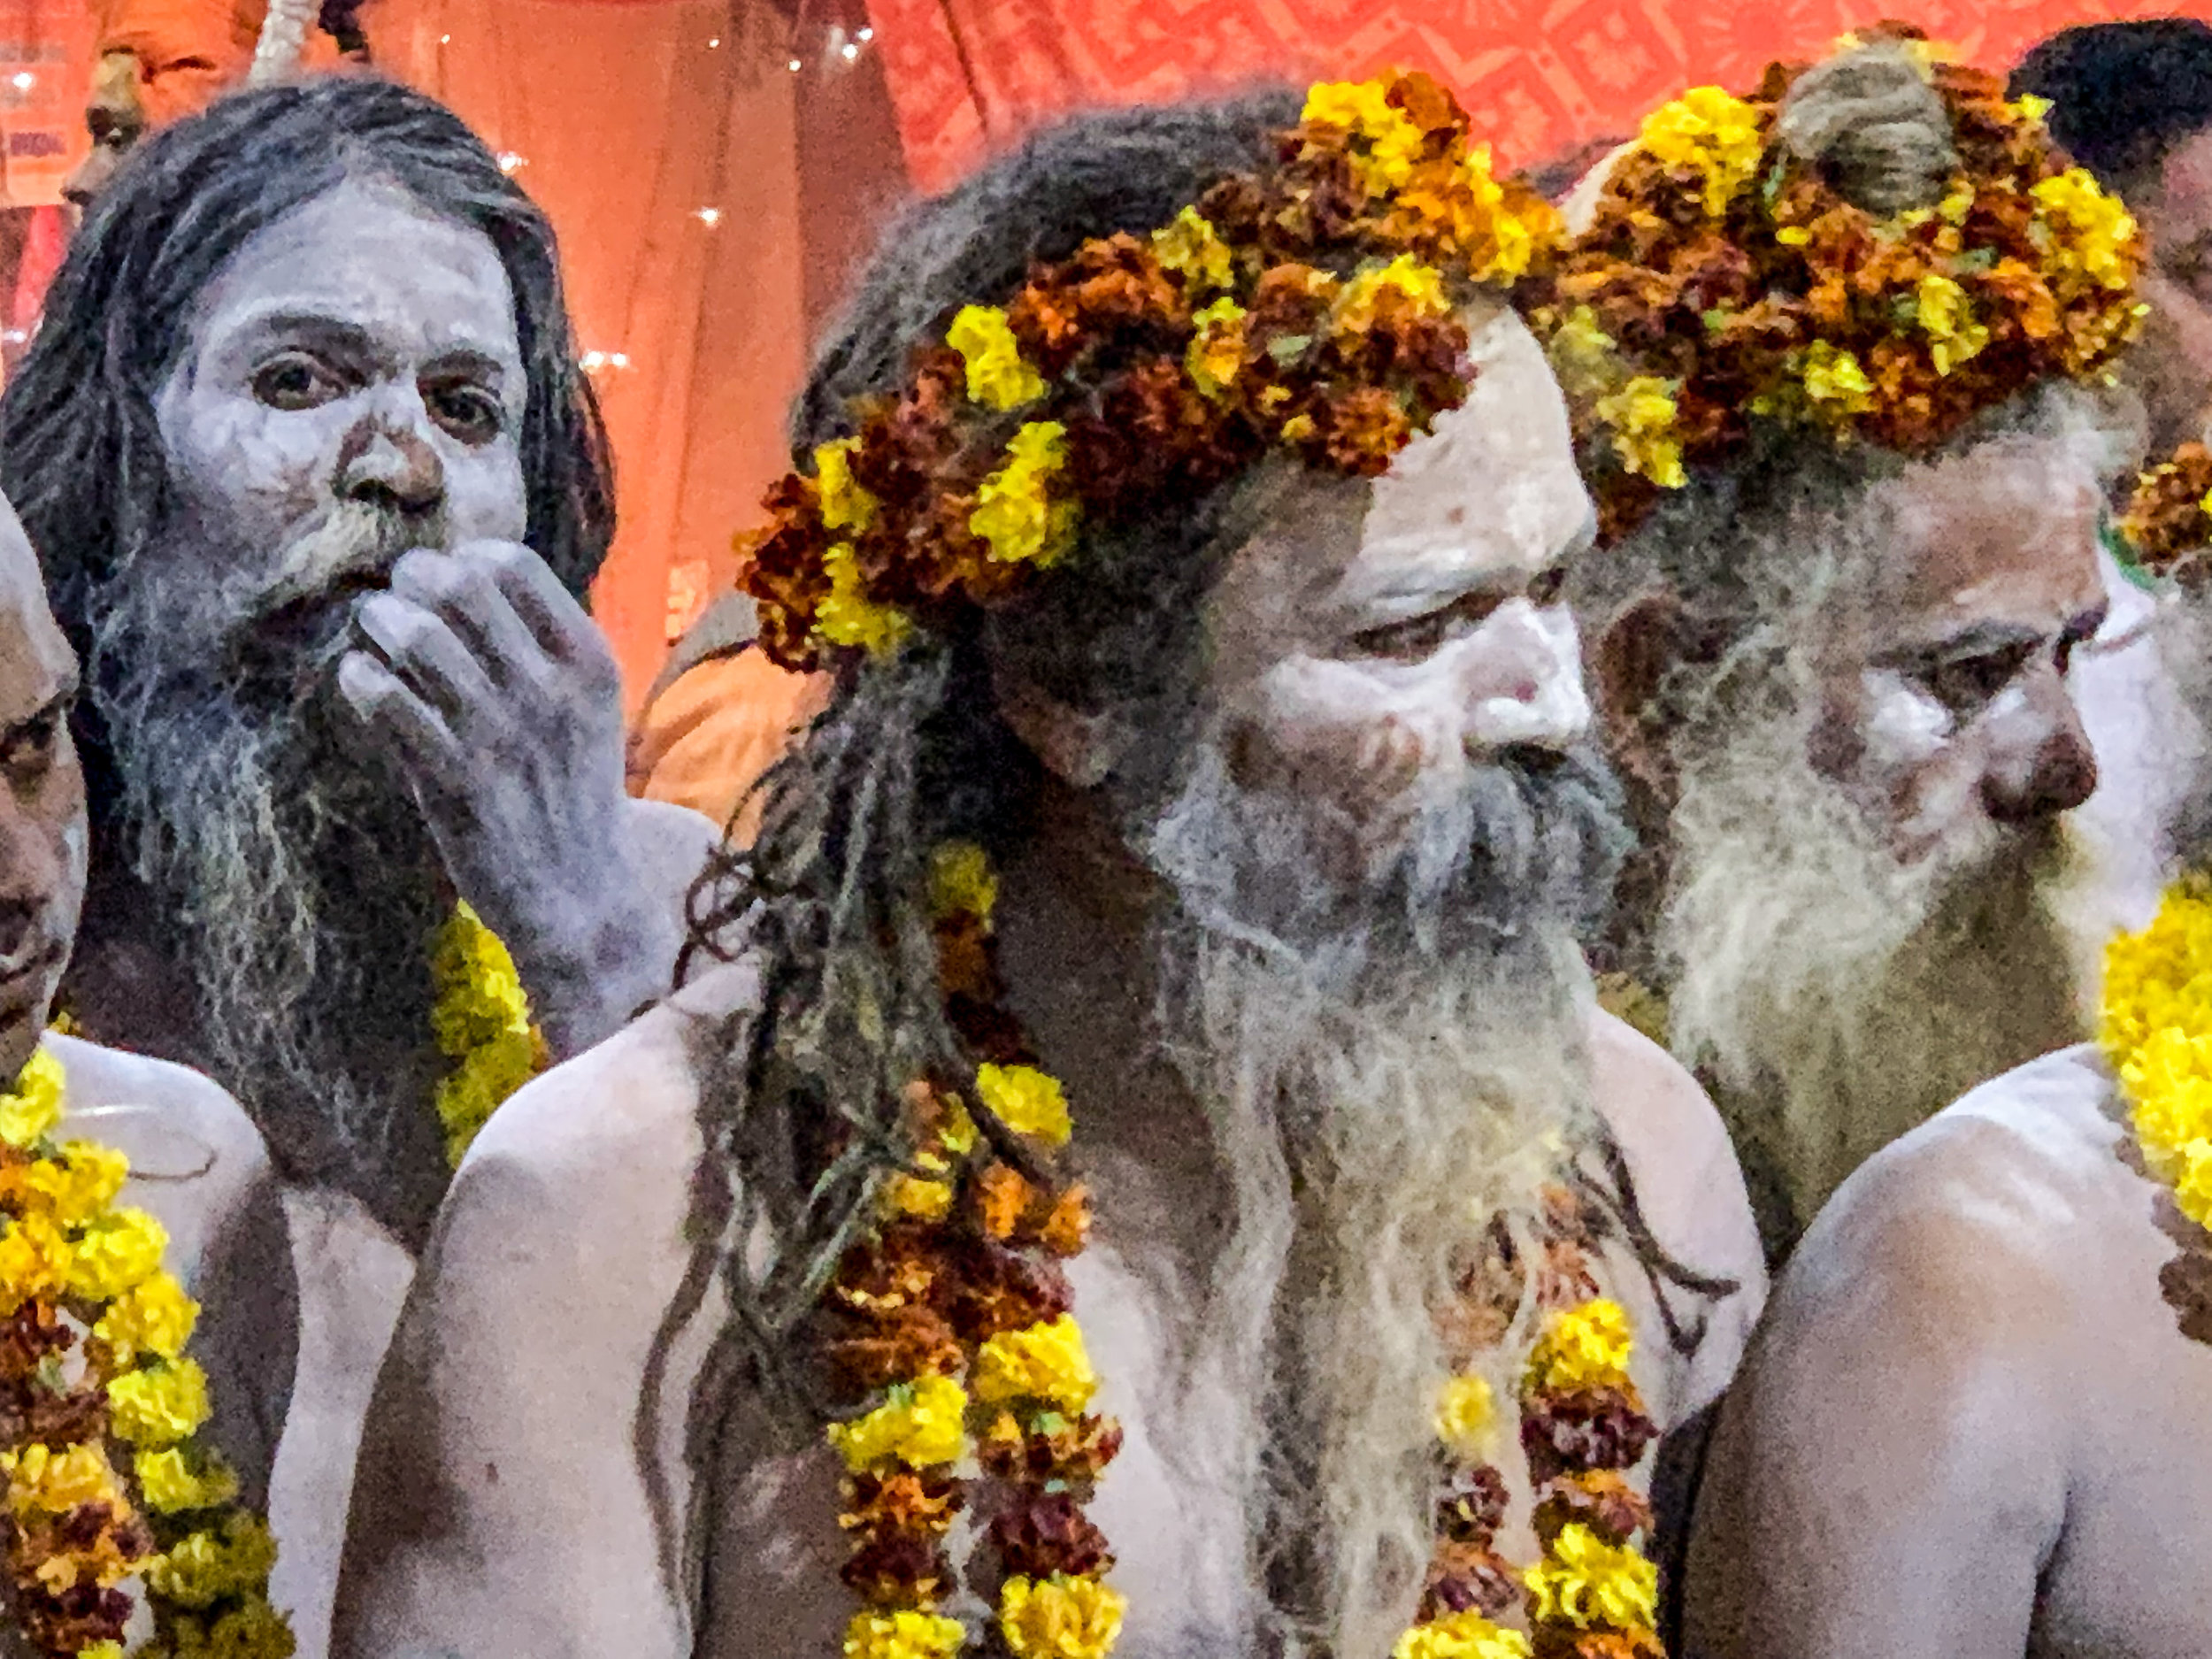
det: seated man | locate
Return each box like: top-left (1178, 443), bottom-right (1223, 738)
top-left (333, 79), bottom-right (1764, 1657)
top-left (0, 488), bottom-right (294, 1652)
top-left (1549, 32), bottom-right (2143, 1253)
top-left (2, 75), bottom-right (715, 1652)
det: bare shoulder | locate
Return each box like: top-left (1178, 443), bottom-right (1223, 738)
top-left (51, 1032), bottom-right (268, 1171)
top-left (1586, 1007), bottom-right (1766, 1411)
top-left (1785, 1042), bottom-right (2122, 1325)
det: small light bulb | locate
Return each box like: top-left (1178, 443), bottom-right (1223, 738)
top-left (439, 31), bottom-right (450, 42)
top-left (497, 151), bottom-right (525, 173)
top-left (787, 56), bottom-right (803, 72)
top-left (840, 40), bottom-right (859, 60)
top-left (10, 73), bottom-right (33, 90)
top-left (856, 25), bottom-right (873, 41)
top-left (708, 35), bottom-right (720, 47)
top-left (695, 207), bottom-right (723, 227)
top-left (610, 352), bottom-right (630, 370)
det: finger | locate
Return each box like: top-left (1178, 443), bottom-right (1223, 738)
top-left (356, 591), bottom-right (497, 721)
top-left (337, 650), bottom-right (465, 788)
top-left (460, 540), bottom-right (590, 659)
top-left (388, 548), bottom-right (549, 692)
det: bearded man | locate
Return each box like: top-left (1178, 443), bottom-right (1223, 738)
top-left (332, 81), bottom-right (1763, 1659)
top-left (0, 74), bottom-right (712, 1651)
top-left (1548, 34), bottom-right (2143, 1256)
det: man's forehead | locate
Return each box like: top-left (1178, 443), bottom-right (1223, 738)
top-left (186, 178), bottom-right (523, 363)
top-left (1878, 439), bottom-right (2105, 626)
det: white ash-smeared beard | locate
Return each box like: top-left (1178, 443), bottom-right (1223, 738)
top-left (1140, 733), bottom-right (1624, 1657)
top-left (1662, 710), bottom-right (2078, 1245)
top-left (82, 502), bottom-right (450, 1190)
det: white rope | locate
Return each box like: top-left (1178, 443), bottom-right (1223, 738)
top-left (246, 0), bottom-right (320, 87)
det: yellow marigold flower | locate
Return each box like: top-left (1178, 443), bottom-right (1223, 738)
top-left (998, 1572), bottom-right (1126, 1659)
top-left (144, 1514), bottom-right (280, 1610)
top-left (1774, 225), bottom-right (1811, 247)
top-left (815, 437), bottom-right (879, 533)
top-left (827, 1373), bottom-right (968, 1471)
top-left (2, 1441), bottom-right (125, 1516)
top-left (929, 841), bottom-right (998, 925)
top-left (69, 1205), bottom-right (169, 1301)
top-left (25, 1141), bottom-right (131, 1226)
top-left (94, 1270), bottom-right (201, 1365)
top-left (2032, 167), bottom-right (2139, 291)
top-left (79, 1645), bottom-right (124, 1659)
top-left (1432, 1373), bottom-right (1495, 1462)
top-left (975, 1063), bottom-right (1071, 1147)
top-left (885, 1175), bottom-right (954, 1222)
top-left (1525, 1523), bottom-right (1660, 1631)
top-left (1800, 341), bottom-right (1874, 413)
top-left (1335, 255), bottom-right (1452, 334)
top-left (136, 1448), bottom-right (241, 1515)
top-left (0, 1046), bottom-right (65, 1149)
top-left (109, 1356), bottom-right (213, 1448)
top-left (1151, 207), bottom-right (1233, 295)
top-left (1302, 79), bottom-right (1427, 191)
top-left (1187, 297), bottom-right (1248, 399)
top-left (1546, 304), bottom-right (1620, 400)
top-left (1394, 1611), bottom-right (1532, 1659)
top-left (1527, 1298), bottom-right (1637, 1395)
top-left (974, 1315), bottom-right (1098, 1412)
top-left (0, 1210), bottom-right (72, 1311)
top-left (971, 422), bottom-right (1075, 567)
top-left (1915, 274), bottom-right (1991, 374)
top-left (1594, 376), bottom-right (1687, 489)
top-left (948, 304), bottom-right (1048, 411)
top-left (845, 1609), bottom-right (967, 1659)
top-left (2014, 93), bottom-right (2054, 126)
top-left (429, 902), bottom-right (531, 1055)
top-left (1639, 86), bottom-right (1764, 217)
top-left (815, 540), bottom-right (914, 659)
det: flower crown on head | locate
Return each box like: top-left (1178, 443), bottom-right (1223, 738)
top-left (2120, 441), bottom-right (2212, 584)
top-left (733, 72), bottom-right (1563, 674)
top-left (1530, 23), bottom-right (2147, 544)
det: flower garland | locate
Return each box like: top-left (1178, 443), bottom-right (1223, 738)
top-left (427, 902), bottom-right (546, 1168)
top-left (2101, 878), bottom-right (2212, 1240)
top-left (1397, 1196), bottom-right (1661, 1659)
top-left (822, 842), bottom-right (1120, 1659)
top-left (0, 1045), bottom-right (291, 1658)
top-left (2120, 442), bottom-right (2212, 585)
top-left (1532, 24), bottom-right (2146, 541)
top-left (736, 71), bottom-right (1562, 673)
top-left (820, 844), bottom-right (1665, 1657)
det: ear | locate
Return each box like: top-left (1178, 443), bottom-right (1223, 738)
top-left (990, 659), bottom-right (1138, 792)
top-left (1592, 588), bottom-right (1698, 811)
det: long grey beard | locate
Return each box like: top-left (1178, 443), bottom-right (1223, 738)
top-left (1663, 720), bottom-right (2078, 1248)
top-left (1143, 735), bottom-right (1617, 1656)
top-left (83, 507), bottom-right (449, 1190)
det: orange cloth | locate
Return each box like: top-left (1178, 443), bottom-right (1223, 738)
top-left (97, 0), bottom-right (341, 127)
top-left (626, 647), bottom-right (828, 840)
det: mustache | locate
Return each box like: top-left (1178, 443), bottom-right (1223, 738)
top-left (243, 497), bottom-right (449, 627)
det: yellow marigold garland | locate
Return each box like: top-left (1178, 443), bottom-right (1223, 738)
top-left (428, 902), bottom-right (547, 1167)
top-left (0, 1045), bottom-right (293, 1658)
top-left (2102, 878), bottom-right (2212, 1234)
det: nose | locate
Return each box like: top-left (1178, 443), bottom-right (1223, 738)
top-left (1463, 598), bottom-right (1593, 753)
top-left (337, 418), bottom-right (446, 518)
top-left (61, 148), bottom-right (117, 210)
top-left (1978, 666), bottom-right (2100, 824)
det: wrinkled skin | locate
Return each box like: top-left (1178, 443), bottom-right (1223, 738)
top-left (329, 311), bottom-right (1764, 1659)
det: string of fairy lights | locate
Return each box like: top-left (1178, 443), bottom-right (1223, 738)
top-left (437, 9), bottom-right (879, 377)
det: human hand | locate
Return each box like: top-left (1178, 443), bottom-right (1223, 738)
top-left (336, 541), bottom-right (673, 1052)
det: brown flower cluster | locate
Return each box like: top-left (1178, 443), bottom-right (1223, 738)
top-left (1534, 25), bottom-right (2146, 542)
top-left (737, 69), bottom-right (1559, 672)
top-left (2122, 442), bottom-right (2212, 581)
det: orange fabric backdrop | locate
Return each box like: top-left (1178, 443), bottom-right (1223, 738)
top-left (866, 0), bottom-right (2212, 190)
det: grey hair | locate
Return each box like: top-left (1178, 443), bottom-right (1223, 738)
top-left (1774, 38), bottom-right (1958, 216)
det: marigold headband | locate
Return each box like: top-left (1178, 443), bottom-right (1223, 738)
top-left (734, 72), bottom-right (1563, 673)
top-left (1531, 25), bottom-right (2147, 543)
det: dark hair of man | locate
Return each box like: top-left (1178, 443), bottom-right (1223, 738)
top-left (2011, 19), bottom-right (2212, 193)
top-left (682, 93), bottom-right (1298, 1363)
top-left (0, 74), bottom-right (614, 666)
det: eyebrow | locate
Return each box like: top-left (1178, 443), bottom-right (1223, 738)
top-left (222, 311), bottom-right (516, 385)
top-left (1878, 619), bottom-right (2046, 664)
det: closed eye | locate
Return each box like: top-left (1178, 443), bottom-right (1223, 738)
top-left (1353, 590), bottom-right (1507, 660)
top-left (1916, 640), bottom-right (2038, 715)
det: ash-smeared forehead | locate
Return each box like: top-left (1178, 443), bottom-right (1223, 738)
top-left (0, 494), bottom-right (75, 728)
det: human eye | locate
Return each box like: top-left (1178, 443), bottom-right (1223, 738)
top-left (1917, 640), bottom-right (2037, 716)
top-left (0, 703), bottom-right (64, 787)
top-left (422, 375), bottom-right (508, 445)
top-left (250, 350), bottom-right (351, 411)
top-left (1351, 590), bottom-right (1507, 661)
